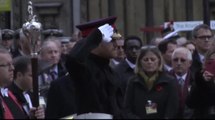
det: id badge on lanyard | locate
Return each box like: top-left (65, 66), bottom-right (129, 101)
top-left (145, 100), bottom-right (157, 114)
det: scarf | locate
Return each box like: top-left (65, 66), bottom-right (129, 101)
top-left (139, 71), bottom-right (159, 90)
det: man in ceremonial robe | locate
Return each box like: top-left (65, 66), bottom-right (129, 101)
top-left (0, 48), bottom-right (27, 119)
top-left (0, 48), bottom-right (44, 119)
top-left (8, 56), bottom-right (45, 119)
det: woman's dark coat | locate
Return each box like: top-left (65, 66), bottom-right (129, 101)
top-left (124, 72), bottom-right (179, 119)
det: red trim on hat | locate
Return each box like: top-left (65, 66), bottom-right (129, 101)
top-left (80, 24), bottom-right (116, 37)
top-left (80, 28), bottom-right (96, 38)
top-left (77, 16), bottom-right (117, 37)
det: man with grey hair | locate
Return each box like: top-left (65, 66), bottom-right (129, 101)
top-left (38, 39), bottom-right (67, 103)
top-left (0, 48), bottom-right (43, 119)
top-left (191, 24), bottom-right (214, 77)
top-left (170, 47), bottom-right (194, 119)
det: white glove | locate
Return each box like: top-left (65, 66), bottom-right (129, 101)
top-left (98, 24), bottom-right (114, 43)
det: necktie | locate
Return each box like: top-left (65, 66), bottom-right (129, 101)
top-left (50, 70), bottom-right (58, 80)
top-left (1, 88), bottom-right (8, 97)
top-left (178, 77), bottom-right (184, 92)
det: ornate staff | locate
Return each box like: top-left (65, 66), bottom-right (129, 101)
top-left (22, 0), bottom-right (42, 107)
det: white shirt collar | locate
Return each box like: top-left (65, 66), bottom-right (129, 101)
top-left (23, 92), bottom-right (33, 109)
top-left (175, 73), bottom-right (187, 81)
top-left (0, 88), bottom-right (8, 97)
top-left (164, 64), bottom-right (173, 72)
top-left (52, 65), bottom-right (58, 74)
top-left (111, 59), bottom-right (120, 65)
top-left (198, 53), bottom-right (205, 63)
top-left (125, 58), bottom-right (135, 69)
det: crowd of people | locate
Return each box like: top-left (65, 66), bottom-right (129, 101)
top-left (0, 16), bottom-right (215, 119)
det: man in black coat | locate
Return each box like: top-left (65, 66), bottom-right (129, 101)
top-left (170, 47), bottom-right (194, 118)
top-left (114, 36), bottom-right (142, 100)
top-left (45, 73), bottom-right (77, 118)
top-left (190, 24), bottom-right (213, 77)
top-left (158, 35), bottom-right (178, 73)
top-left (65, 16), bottom-right (121, 118)
top-left (0, 48), bottom-right (27, 119)
top-left (38, 39), bottom-right (67, 102)
top-left (186, 71), bottom-right (215, 119)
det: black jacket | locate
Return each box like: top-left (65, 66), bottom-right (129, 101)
top-left (8, 82), bottom-right (28, 105)
top-left (113, 60), bottom-right (135, 110)
top-left (65, 29), bottom-right (121, 117)
top-left (168, 70), bottom-right (194, 119)
top-left (5, 82), bottom-right (29, 119)
top-left (186, 71), bottom-right (215, 119)
top-left (114, 60), bottom-right (135, 94)
top-left (45, 74), bottom-right (77, 119)
top-left (8, 82), bottom-right (32, 116)
top-left (190, 50), bottom-right (203, 78)
top-left (124, 72), bottom-right (179, 119)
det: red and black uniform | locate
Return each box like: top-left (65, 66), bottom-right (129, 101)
top-left (0, 90), bottom-right (27, 119)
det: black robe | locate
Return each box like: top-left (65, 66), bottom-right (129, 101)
top-left (8, 82), bottom-right (32, 118)
top-left (0, 88), bottom-right (27, 119)
top-left (65, 29), bottom-right (121, 117)
top-left (8, 82), bottom-right (28, 106)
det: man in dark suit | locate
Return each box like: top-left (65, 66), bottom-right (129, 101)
top-left (114, 36), bottom-right (142, 98)
top-left (39, 38), bottom-right (67, 79)
top-left (190, 24), bottom-right (214, 77)
top-left (0, 48), bottom-right (26, 119)
top-left (38, 39), bottom-right (67, 101)
top-left (0, 48), bottom-right (44, 119)
top-left (158, 35), bottom-right (178, 73)
top-left (8, 56), bottom-right (45, 119)
top-left (170, 47), bottom-right (194, 119)
top-left (109, 32), bottom-right (125, 69)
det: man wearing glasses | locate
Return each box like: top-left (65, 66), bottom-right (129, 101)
top-left (191, 24), bottom-right (214, 77)
top-left (170, 47), bottom-right (194, 119)
top-left (0, 48), bottom-right (27, 119)
top-left (0, 48), bottom-right (44, 119)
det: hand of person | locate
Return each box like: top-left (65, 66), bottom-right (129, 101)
top-left (29, 106), bottom-right (45, 119)
top-left (98, 24), bottom-right (114, 43)
top-left (203, 70), bottom-right (214, 82)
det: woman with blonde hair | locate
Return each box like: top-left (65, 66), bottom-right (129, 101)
top-left (124, 45), bottom-right (179, 119)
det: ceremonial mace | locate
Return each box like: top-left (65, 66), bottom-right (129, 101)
top-left (22, 0), bottom-right (42, 107)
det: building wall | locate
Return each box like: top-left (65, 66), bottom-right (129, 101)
top-left (77, 0), bottom-right (207, 42)
top-left (8, 0), bottom-right (212, 42)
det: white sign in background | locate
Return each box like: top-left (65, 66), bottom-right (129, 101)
top-left (165, 21), bottom-right (215, 31)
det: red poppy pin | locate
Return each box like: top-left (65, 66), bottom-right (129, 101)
top-left (156, 85), bottom-right (163, 92)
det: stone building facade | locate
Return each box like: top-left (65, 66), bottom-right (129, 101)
top-left (1, 0), bottom-right (215, 42)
